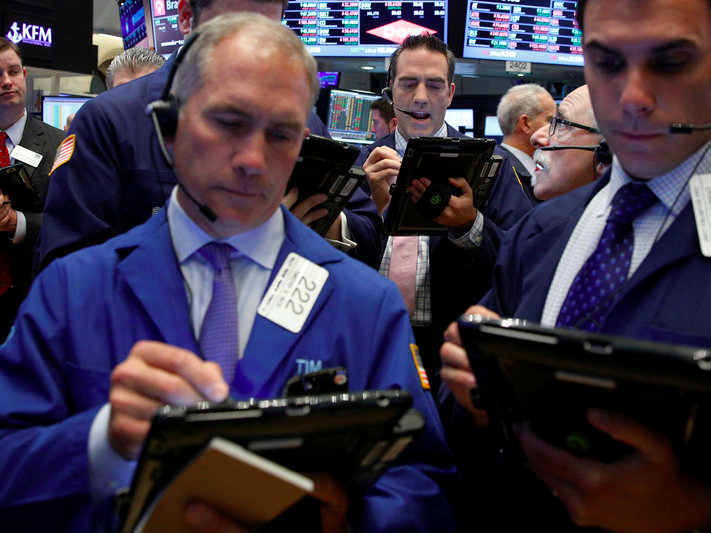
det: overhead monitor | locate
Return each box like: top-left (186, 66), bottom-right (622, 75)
top-left (283, 0), bottom-right (448, 57)
top-left (484, 115), bottom-right (503, 138)
top-left (149, 0), bottom-right (183, 58)
top-left (318, 71), bottom-right (341, 88)
top-left (326, 89), bottom-right (380, 145)
top-left (462, 1), bottom-right (584, 67)
top-left (119, 0), bottom-right (149, 50)
top-left (445, 108), bottom-right (475, 138)
top-left (42, 95), bottom-right (93, 131)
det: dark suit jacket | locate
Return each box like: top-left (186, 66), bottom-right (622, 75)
top-left (6, 116), bottom-right (64, 297)
top-left (355, 125), bottom-right (533, 359)
top-left (496, 144), bottom-right (540, 206)
top-left (443, 169), bottom-right (711, 531)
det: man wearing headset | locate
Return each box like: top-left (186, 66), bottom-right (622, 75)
top-left (355, 35), bottom-right (533, 391)
top-left (37, 0), bottom-right (383, 272)
top-left (440, 0), bottom-right (711, 530)
top-left (530, 85), bottom-right (609, 201)
top-left (0, 13), bottom-right (457, 532)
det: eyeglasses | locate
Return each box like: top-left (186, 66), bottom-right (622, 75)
top-left (549, 115), bottom-right (600, 137)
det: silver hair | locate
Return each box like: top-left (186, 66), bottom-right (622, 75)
top-left (172, 12), bottom-right (319, 110)
top-left (496, 83), bottom-right (552, 136)
top-left (105, 47), bottom-right (165, 90)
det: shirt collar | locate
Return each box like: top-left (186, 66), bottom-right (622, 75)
top-left (167, 187), bottom-right (285, 269)
top-left (3, 110), bottom-right (26, 148)
top-left (607, 140), bottom-right (711, 217)
top-left (500, 143), bottom-right (536, 175)
top-left (394, 122), bottom-right (448, 158)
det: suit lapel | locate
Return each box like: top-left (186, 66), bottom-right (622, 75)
top-left (17, 117), bottom-right (44, 181)
top-left (516, 177), bottom-right (609, 319)
top-left (624, 203), bottom-right (703, 292)
top-left (115, 213), bottom-right (198, 351)
top-left (234, 210), bottom-right (339, 396)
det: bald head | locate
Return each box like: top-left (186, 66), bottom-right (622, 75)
top-left (530, 85), bottom-right (606, 200)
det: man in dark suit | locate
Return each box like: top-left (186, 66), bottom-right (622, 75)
top-left (356, 35), bottom-right (532, 391)
top-left (495, 83), bottom-right (556, 204)
top-left (37, 0), bottom-right (382, 272)
top-left (0, 37), bottom-right (64, 338)
top-left (441, 0), bottom-right (711, 530)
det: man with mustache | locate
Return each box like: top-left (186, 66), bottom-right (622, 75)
top-left (530, 85), bottom-right (608, 201)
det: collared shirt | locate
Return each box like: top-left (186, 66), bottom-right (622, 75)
top-left (167, 187), bottom-right (285, 356)
top-left (501, 142), bottom-right (536, 176)
top-left (3, 110), bottom-right (26, 152)
top-left (380, 122), bottom-right (447, 326)
top-left (1, 110), bottom-right (27, 243)
top-left (541, 142), bottom-right (711, 326)
top-left (89, 188), bottom-right (286, 507)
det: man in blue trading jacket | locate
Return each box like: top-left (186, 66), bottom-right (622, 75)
top-left (36, 0), bottom-right (382, 272)
top-left (0, 13), bottom-right (457, 533)
top-left (355, 35), bottom-right (533, 390)
top-left (441, 0), bottom-right (711, 531)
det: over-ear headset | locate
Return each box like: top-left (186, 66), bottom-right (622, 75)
top-left (594, 139), bottom-right (612, 166)
top-left (381, 86), bottom-right (394, 105)
top-left (146, 29), bottom-right (218, 222)
top-left (146, 29), bottom-right (202, 138)
top-left (541, 138), bottom-right (613, 166)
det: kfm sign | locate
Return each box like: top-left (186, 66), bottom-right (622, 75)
top-left (6, 20), bottom-right (53, 47)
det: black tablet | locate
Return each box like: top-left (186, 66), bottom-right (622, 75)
top-left (383, 137), bottom-right (500, 236)
top-left (458, 315), bottom-right (711, 464)
top-left (0, 163), bottom-right (39, 203)
top-left (119, 390), bottom-right (423, 532)
top-left (288, 134), bottom-right (365, 237)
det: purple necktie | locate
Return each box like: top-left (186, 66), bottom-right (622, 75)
top-left (556, 182), bottom-right (658, 331)
top-left (199, 242), bottom-right (239, 383)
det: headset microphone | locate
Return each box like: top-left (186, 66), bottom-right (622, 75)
top-left (381, 87), bottom-right (419, 118)
top-left (669, 122), bottom-right (711, 134)
top-left (540, 145), bottom-right (598, 151)
top-left (540, 140), bottom-right (612, 166)
top-left (145, 30), bottom-right (218, 223)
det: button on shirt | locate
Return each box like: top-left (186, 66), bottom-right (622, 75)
top-left (541, 142), bottom-right (711, 326)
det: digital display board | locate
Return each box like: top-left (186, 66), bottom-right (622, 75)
top-left (326, 89), bottom-right (380, 144)
top-left (284, 0), bottom-right (447, 57)
top-left (119, 0), bottom-right (149, 50)
top-left (149, 0), bottom-right (183, 58)
top-left (462, 1), bottom-right (584, 67)
top-left (318, 71), bottom-right (341, 88)
top-left (42, 95), bottom-right (93, 131)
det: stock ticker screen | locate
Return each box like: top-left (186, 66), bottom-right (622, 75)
top-left (326, 89), bottom-right (381, 144)
top-left (283, 0), bottom-right (448, 57)
top-left (462, 1), bottom-right (584, 67)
